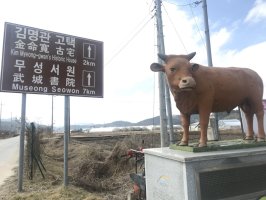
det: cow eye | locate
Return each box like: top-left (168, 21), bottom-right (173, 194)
top-left (170, 67), bottom-right (176, 72)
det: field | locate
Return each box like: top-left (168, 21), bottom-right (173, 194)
top-left (0, 130), bottom-right (243, 200)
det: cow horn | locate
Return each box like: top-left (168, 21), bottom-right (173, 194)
top-left (158, 53), bottom-right (167, 62)
top-left (187, 52), bottom-right (196, 61)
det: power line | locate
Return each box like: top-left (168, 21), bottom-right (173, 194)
top-left (188, 0), bottom-right (206, 49)
top-left (162, 0), bottom-right (206, 51)
top-left (163, 0), bottom-right (202, 7)
top-left (162, 2), bottom-right (188, 52)
top-left (106, 7), bottom-right (155, 66)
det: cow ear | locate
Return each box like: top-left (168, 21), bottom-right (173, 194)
top-left (187, 52), bottom-right (196, 61)
top-left (150, 63), bottom-right (165, 72)
top-left (191, 63), bottom-right (199, 72)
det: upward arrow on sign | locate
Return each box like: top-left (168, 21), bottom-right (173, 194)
top-left (87, 45), bottom-right (92, 58)
top-left (87, 73), bottom-right (91, 86)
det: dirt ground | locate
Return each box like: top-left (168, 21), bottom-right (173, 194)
top-left (0, 130), bottom-right (243, 200)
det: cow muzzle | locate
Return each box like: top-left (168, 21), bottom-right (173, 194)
top-left (178, 76), bottom-right (196, 90)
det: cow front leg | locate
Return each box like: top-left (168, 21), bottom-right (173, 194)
top-left (179, 113), bottom-right (190, 146)
top-left (198, 111), bottom-right (210, 147)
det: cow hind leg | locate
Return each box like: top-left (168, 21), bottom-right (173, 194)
top-left (244, 112), bottom-right (254, 139)
top-left (247, 96), bottom-right (265, 140)
top-left (241, 100), bottom-right (255, 139)
top-left (255, 105), bottom-right (265, 140)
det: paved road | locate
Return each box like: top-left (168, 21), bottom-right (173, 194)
top-left (0, 136), bottom-right (19, 186)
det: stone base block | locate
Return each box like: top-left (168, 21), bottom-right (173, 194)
top-left (144, 146), bottom-right (266, 200)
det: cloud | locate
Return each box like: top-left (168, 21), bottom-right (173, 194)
top-left (244, 0), bottom-right (266, 23)
top-left (224, 41), bottom-right (266, 72)
top-left (210, 27), bottom-right (232, 53)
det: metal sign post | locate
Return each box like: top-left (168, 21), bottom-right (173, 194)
top-left (0, 22), bottom-right (104, 191)
top-left (64, 96), bottom-right (70, 186)
top-left (18, 93), bottom-right (26, 192)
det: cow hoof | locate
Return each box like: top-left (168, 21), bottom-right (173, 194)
top-left (198, 143), bottom-right (207, 148)
top-left (256, 137), bottom-right (265, 142)
top-left (193, 143), bottom-right (207, 148)
top-left (178, 141), bottom-right (188, 146)
top-left (244, 136), bottom-right (254, 140)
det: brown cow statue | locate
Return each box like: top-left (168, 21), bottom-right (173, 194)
top-left (150, 52), bottom-right (265, 147)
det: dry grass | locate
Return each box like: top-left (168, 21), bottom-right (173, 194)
top-left (0, 132), bottom-right (158, 200)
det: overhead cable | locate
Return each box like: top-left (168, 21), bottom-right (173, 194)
top-left (162, 2), bottom-right (188, 52)
top-left (164, 0), bottom-right (202, 7)
top-left (188, 0), bottom-right (206, 49)
top-left (106, 7), bottom-right (155, 66)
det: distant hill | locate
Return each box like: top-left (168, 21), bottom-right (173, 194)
top-left (135, 115), bottom-right (182, 126)
top-left (69, 109), bottom-right (241, 130)
top-left (101, 121), bottom-right (134, 127)
top-left (134, 116), bottom-right (161, 126)
top-left (70, 115), bottom-right (181, 130)
top-left (97, 115), bottom-right (181, 128)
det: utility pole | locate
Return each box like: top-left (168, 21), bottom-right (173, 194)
top-left (0, 101), bottom-right (2, 131)
top-left (10, 112), bottom-right (12, 131)
top-left (155, 0), bottom-right (174, 146)
top-left (165, 82), bottom-right (174, 144)
top-left (202, 0), bottom-right (219, 140)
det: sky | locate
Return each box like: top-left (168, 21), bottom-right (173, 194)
top-left (0, 0), bottom-right (266, 127)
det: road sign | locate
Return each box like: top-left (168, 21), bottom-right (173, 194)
top-left (0, 22), bottom-right (104, 97)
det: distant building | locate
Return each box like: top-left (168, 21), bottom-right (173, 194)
top-left (218, 119), bottom-right (241, 130)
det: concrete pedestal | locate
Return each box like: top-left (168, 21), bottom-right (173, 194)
top-left (144, 147), bottom-right (266, 200)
